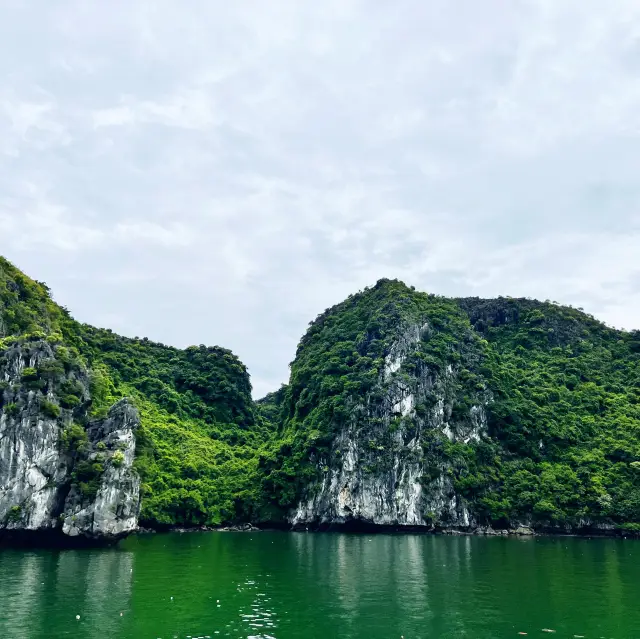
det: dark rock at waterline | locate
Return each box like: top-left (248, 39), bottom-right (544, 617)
top-left (219, 523), bottom-right (260, 532)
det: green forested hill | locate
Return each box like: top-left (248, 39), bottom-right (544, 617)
top-left (2, 258), bottom-right (639, 532)
top-left (259, 279), bottom-right (640, 530)
top-left (0, 257), bottom-right (272, 527)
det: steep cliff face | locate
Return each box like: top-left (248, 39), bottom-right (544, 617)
top-left (259, 280), bottom-right (490, 529)
top-left (60, 399), bottom-right (140, 539)
top-left (290, 318), bottom-right (487, 529)
top-left (0, 340), bottom-right (140, 542)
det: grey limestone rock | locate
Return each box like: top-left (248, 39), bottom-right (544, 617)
top-left (290, 322), bottom-right (490, 530)
top-left (0, 340), bottom-right (140, 543)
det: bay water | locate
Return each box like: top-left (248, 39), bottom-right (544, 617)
top-left (1, 532), bottom-right (639, 638)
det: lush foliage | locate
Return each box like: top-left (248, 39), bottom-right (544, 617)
top-left (74, 326), bottom-right (255, 430)
top-left (132, 394), bottom-right (269, 526)
top-left (69, 330), bottom-right (274, 526)
top-left (0, 256), bottom-right (73, 339)
top-left (453, 297), bottom-right (640, 527)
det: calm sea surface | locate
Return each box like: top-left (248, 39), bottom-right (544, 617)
top-left (1, 532), bottom-right (639, 639)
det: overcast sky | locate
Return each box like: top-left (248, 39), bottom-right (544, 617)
top-left (1, 1), bottom-right (640, 397)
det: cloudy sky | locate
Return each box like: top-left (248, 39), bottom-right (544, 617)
top-left (2, 0), bottom-right (640, 397)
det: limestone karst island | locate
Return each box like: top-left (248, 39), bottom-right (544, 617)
top-left (2, 255), bottom-right (639, 544)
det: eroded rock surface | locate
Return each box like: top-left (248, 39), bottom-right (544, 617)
top-left (290, 322), bottom-right (488, 530)
top-left (0, 340), bottom-right (140, 543)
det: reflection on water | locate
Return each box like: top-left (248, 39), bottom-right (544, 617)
top-left (1, 547), bottom-right (133, 638)
top-left (1, 532), bottom-right (640, 639)
top-left (237, 577), bottom-right (278, 638)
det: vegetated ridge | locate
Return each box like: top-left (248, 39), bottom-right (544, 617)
top-left (1, 257), bottom-right (639, 540)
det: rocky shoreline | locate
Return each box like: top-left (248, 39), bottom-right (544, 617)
top-left (3, 521), bottom-right (638, 548)
top-left (136, 523), bottom-right (261, 535)
top-left (135, 521), bottom-right (639, 539)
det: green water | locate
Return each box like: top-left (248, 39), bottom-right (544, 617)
top-left (1, 532), bottom-right (639, 639)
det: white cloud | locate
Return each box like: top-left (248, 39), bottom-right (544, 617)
top-left (1, 0), bottom-right (640, 396)
top-left (0, 92), bottom-right (71, 153)
top-left (92, 89), bottom-right (220, 130)
top-left (0, 190), bottom-right (105, 251)
top-left (113, 221), bottom-right (196, 247)
top-left (92, 106), bottom-right (135, 128)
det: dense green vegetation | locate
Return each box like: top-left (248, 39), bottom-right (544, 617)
top-left (70, 331), bottom-right (275, 525)
top-left (0, 257), bottom-right (72, 339)
top-left (456, 297), bottom-right (640, 527)
top-left (2, 256), bottom-right (639, 531)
